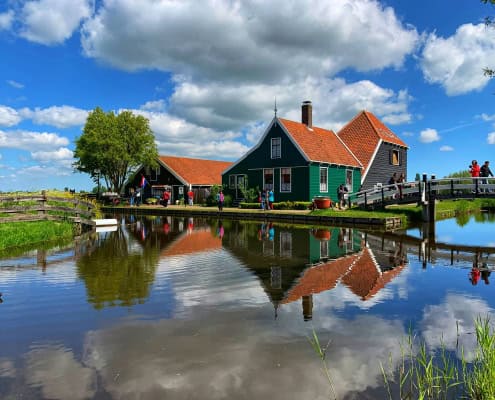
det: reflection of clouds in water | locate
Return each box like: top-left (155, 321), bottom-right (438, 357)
top-left (157, 250), bottom-right (267, 311)
top-left (81, 310), bottom-right (406, 399)
top-left (0, 358), bottom-right (16, 378)
top-left (421, 294), bottom-right (494, 361)
top-left (25, 344), bottom-right (96, 400)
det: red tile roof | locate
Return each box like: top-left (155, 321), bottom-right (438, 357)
top-left (281, 254), bottom-right (360, 304)
top-left (341, 247), bottom-right (406, 301)
top-left (337, 111), bottom-right (408, 172)
top-left (278, 118), bottom-right (361, 168)
top-left (159, 155), bottom-right (232, 186)
top-left (161, 228), bottom-right (222, 257)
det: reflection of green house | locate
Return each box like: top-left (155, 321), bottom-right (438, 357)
top-left (222, 101), bottom-right (362, 203)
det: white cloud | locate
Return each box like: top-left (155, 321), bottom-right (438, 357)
top-left (81, 0), bottom-right (418, 81)
top-left (440, 145), bottom-right (454, 151)
top-left (420, 23), bottom-right (495, 95)
top-left (16, 164), bottom-right (73, 177)
top-left (19, 105), bottom-right (88, 128)
top-left (487, 132), bottom-right (495, 145)
top-left (6, 80), bottom-right (24, 89)
top-left (0, 129), bottom-right (69, 151)
top-left (19, 0), bottom-right (92, 45)
top-left (0, 106), bottom-right (21, 127)
top-left (419, 128), bottom-right (440, 143)
top-left (0, 10), bottom-right (14, 31)
top-left (140, 100), bottom-right (166, 113)
top-left (31, 147), bottom-right (74, 162)
top-left (480, 113), bottom-right (495, 122)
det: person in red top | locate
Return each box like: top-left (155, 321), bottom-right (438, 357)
top-left (162, 190), bottom-right (170, 207)
top-left (469, 160), bottom-right (480, 177)
top-left (187, 189), bottom-right (194, 206)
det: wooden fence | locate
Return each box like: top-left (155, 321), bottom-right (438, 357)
top-left (0, 191), bottom-right (96, 228)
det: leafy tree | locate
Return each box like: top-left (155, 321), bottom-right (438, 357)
top-left (74, 107), bottom-right (159, 193)
top-left (444, 170), bottom-right (470, 178)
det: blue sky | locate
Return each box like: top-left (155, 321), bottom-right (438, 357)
top-left (1, 0), bottom-right (495, 192)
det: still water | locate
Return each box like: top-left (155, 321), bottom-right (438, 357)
top-left (1, 215), bottom-right (494, 399)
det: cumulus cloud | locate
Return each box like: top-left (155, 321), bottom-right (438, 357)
top-left (0, 129), bottom-right (69, 151)
top-left (420, 23), bottom-right (495, 95)
top-left (0, 106), bottom-right (21, 127)
top-left (440, 145), bottom-right (454, 151)
top-left (81, 0), bottom-right (418, 81)
top-left (421, 294), bottom-right (494, 361)
top-left (0, 10), bottom-right (14, 30)
top-left (31, 147), bottom-right (74, 162)
top-left (19, 105), bottom-right (88, 128)
top-left (19, 0), bottom-right (92, 45)
top-left (419, 128), bottom-right (440, 143)
top-left (480, 113), bottom-right (495, 122)
top-left (488, 132), bottom-right (495, 145)
top-left (6, 80), bottom-right (24, 89)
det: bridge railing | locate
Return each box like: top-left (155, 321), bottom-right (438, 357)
top-left (349, 177), bottom-right (495, 208)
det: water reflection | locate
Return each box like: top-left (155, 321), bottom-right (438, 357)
top-left (1, 215), bottom-right (495, 399)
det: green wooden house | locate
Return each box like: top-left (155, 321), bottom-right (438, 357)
top-left (222, 101), bottom-right (362, 203)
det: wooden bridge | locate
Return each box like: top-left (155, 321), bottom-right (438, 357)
top-left (348, 177), bottom-right (495, 221)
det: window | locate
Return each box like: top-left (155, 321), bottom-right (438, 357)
top-left (280, 168), bottom-right (291, 192)
top-left (319, 167), bottom-right (328, 192)
top-left (264, 168), bottom-right (274, 190)
top-left (391, 150), bottom-right (400, 165)
top-left (229, 175), bottom-right (236, 189)
top-left (270, 266), bottom-right (281, 289)
top-left (271, 137), bottom-right (281, 159)
top-left (320, 241), bottom-right (329, 259)
top-left (280, 231), bottom-right (292, 258)
top-left (346, 169), bottom-right (353, 192)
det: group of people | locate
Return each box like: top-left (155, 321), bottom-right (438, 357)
top-left (258, 189), bottom-right (275, 210)
top-left (388, 172), bottom-right (406, 199)
top-left (129, 186), bottom-right (142, 206)
top-left (469, 160), bottom-right (493, 192)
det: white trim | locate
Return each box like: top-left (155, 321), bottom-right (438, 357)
top-left (263, 168), bottom-right (274, 190)
top-left (319, 166), bottom-right (328, 192)
top-left (345, 169), bottom-right (353, 192)
top-left (271, 137), bottom-right (282, 159)
top-left (361, 138), bottom-right (383, 184)
top-left (280, 167), bottom-right (291, 193)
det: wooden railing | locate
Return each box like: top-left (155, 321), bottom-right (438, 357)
top-left (0, 191), bottom-right (97, 227)
top-left (349, 177), bottom-right (495, 208)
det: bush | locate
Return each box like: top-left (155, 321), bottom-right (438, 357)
top-left (239, 202), bottom-right (260, 209)
top-left (239, 201), bottom-right (312, 210)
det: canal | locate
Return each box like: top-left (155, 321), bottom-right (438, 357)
top-left (0, 214), bottom-right (494, 399)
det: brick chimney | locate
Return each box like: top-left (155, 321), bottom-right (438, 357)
top-left (301, 100), bottom-right (312, 128)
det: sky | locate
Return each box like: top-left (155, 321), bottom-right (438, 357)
top-left (1, 0), bottom-right (495, 192)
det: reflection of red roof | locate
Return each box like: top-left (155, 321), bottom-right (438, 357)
top-left (341, 247), bottom-right (405, 301)
top-left (337, 111), bottom-right (408, 172)
top-left (281, 254), bottom-right (360, 304)
top-left (159, 155), bottom-right (232, 185)
top-left (162, 228), bottom-right (222, 257)
top-left (278, 119), bottom-right (361, 168)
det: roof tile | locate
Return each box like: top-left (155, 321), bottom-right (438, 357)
top-left (159, 155), bottom-right (232, 185)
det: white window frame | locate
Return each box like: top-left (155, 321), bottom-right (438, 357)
top-left (264, 168), bottom-right (274, 190)
top-left (346, 169), bottom-right (353, 192)
top-left (271, 137), bottom-right (281, 159)
top-left (229, 175), bottom-right (236, 189)
top-left (320, 240), bottom-right (329, 259)
top-left (391, 150), bottom-right (400, 165)
top-left (319, 167), bottom-right (328, 192)
top-left (280, 167), bottom-right (291, 193)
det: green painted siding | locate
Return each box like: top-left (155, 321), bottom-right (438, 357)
top-left (309, 164), bottom-right (361, 202)
top-left (222, 121), bottom-right (310, 201)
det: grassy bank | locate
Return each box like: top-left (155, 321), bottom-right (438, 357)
top-left (0, 220), bottom-right (74, 251)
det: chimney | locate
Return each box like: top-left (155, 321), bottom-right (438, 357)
top-left (301, 100), bottom-right (312, 128)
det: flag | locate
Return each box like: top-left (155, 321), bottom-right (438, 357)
top-left (140, 175), bottom-right (148, 188)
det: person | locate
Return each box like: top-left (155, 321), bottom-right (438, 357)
top-left (337, 183), bottom-right (348, 209)
top-left (470, 266), bottom-right (481, 285)
top-left (187, 189), bottom-right (194, 206)
top-left (129, 187), bottom-right (135, 206)
top-left (268, 189), bottom-right (274, 210)
top-left (397, 173), bottom-right (405, 199)
top-left (260, 190), bottom-right (266, 210)
top-left (162, 190), bottom-right (170, 207)
top-left (481, 268), bottom-right (491, 285)
top-left (216, 190), bottom-right (224, 211)
top-left (480, 161), bottom-right (493, 192)
top-left (135, 186), bottom-right (141, 206)
top-left (217, 221), bottom-right (224, 239)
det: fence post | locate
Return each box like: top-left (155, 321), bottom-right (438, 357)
top-left (475, 178), bottom-right (479, 195)
top-left (450, 179), bottom-right (454, 197)
top-left (40, 190), bottom-right (47, 220)
top-left (381, 187), bottom-right (385, 206)
top-left (364, 191), bottom-right (368, 208)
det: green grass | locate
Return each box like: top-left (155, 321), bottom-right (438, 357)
top-left (0, 220), bottom-right (74, 251)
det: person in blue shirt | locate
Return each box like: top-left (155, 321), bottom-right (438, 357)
top-left (268, 189), bottom-right (274, 210)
